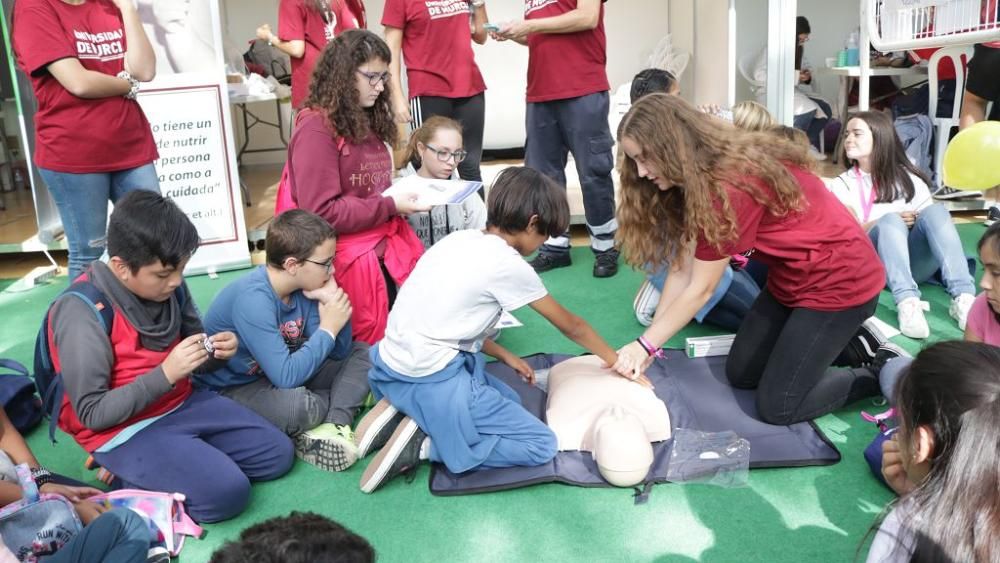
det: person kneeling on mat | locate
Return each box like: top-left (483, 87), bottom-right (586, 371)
top-left (355, 167), bottom-right (648, 493)
top-left (612, 94), bottom-right (892, 426)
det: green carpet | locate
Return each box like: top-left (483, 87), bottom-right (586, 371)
top-left (0, 223), bottom-right (986, 562)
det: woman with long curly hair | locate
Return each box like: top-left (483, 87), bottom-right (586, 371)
top-left (287, 29), bottom-right (429, 344)
top-left (612, 94), bottom-right (892, 426)
top-left (256, 0), bottom-right (366, 110)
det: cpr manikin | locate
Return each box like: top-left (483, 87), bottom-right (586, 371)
top-left (545, 356), bottom-right (671, 487)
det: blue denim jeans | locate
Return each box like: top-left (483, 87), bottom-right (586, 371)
top-left (792, 97), bottom-right (833, 151)
top-left (867, 204), bottom-right (975, 303)
top-left (647, 264), bottom-right (761, 332)
top-left (38, 164), bottom-right (160, 280)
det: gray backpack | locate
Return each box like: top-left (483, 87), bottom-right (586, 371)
top-left (0, 464), bottom-right (82, 561)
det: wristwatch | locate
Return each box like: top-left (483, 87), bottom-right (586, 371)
top-left (117, 70), bottom-right (140, 100)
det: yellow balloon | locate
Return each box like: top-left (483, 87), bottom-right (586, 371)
top-left (942, 121), bottom-right (1000, 191)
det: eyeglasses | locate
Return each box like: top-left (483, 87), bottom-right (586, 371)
top-left (303, 257), bottom-right (334, 273)
top-left (357, 69), bottom-right (390, 87)
top-left (424, 144), bottom-right (468, 164)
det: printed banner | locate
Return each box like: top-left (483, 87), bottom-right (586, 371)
top-left (137, 0), bottom-right (249, 274)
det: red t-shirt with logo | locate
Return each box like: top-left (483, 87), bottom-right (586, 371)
top-left (524, 0), bottom-right (609, 103)
top-left (279, 0), bottom-right (366, 109)
top-left (694, 166), bottom-right (885, 311)
top-left (12, 0), bottom-right (157, 174)
top-left (381, 0), bottom-right (486, 99)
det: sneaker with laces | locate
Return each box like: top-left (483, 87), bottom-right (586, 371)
top-left (147, 547), bottom-right (171, 563)
top-left (295, 423), bottom-right (359, 472)
top-left (897, 297), bottom-right (930, 339)
top-left (355, 398), bottom-right (405, 458)
top-left (986, 205), bottom-right (1000, 227)
top-left (593, 248), bottom-right (619, 278)
top-left (808, 146), bottom-right (827, 161)
top-left (933, 186), bottom-right (982, 200)
top-left (869, 342), bottom-right (910, 399)
top-left (848, 317), bottom-right (888, 367)
top-left (949, 293), bottom-right (976, 331)
top-left (528, 251), bottom-right (571, 273)
top-left (359, 416), bottom-right (426, 494)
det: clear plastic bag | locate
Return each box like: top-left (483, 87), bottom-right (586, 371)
top-left (665, 428), bottom-right (750, 488)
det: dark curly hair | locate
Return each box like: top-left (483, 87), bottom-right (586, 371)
top-left (304, 29), bottom-right (397, 146)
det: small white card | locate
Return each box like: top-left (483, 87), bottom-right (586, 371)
top-left (494, 310), bottom-right (523, 329)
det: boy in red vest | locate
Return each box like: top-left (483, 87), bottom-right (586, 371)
top-left (47, 191), bottom-right (293, 523)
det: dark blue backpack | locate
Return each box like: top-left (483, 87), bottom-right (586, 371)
top-left (0, 359), bottom-right (43, 434)
top-left (33, 281), bottom-right (114, 443)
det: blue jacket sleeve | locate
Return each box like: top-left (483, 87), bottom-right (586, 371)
top-left (231, 289), bottom-right (335, 389)
top-left (300, 297), bottom-right (353, 360)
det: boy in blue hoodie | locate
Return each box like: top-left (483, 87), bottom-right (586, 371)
top-left (198, 210), bottom-right (371, 472)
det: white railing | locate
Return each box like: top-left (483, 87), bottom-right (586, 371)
top-left (865, 0), bottom-right (1000, 51)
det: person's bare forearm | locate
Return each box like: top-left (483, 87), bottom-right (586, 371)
top-left (120, 3), bottom-right (156, 81)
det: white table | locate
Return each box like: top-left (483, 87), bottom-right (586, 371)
top-left (228, 90), bottom-right (290, 206)
top-left (814, 65), bottom-right (928, 163)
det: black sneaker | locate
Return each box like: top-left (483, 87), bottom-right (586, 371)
top-left (848, 318), bottom-right (888, 367)
top-left (529, 251), bottom-right (571, 273)
top-left (986, 205), bottom-right (1000, 227)
top-left (359, 416), bottom-right (426, 494)
top-left (870, 342), bottom-right (910, 399)
top-left (593, 249), bottom-right (619, 278)
top-left (355, 398), bottom-right (405, 458)
top-left (933, 186), bottom-right (982, 200)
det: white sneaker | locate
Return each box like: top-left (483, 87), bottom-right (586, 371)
top-left (949, 293), bottom-right (976, 331)
top-left (808, 147), bottom-right (827, 161)
top-left (897, 297), bottom-right (930, 339)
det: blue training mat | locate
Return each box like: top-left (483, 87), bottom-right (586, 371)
top-left (428, 351), bottom-right (841, 496)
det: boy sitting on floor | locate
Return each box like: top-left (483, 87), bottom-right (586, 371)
top-left (355, 167), bottom-right (644, 493)
top-left (197, 210), bottom-right (371, 472)
top-left (48, 191), bottom-right (293, 523)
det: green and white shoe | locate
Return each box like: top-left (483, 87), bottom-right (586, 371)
top-left (295, 423), bottom-right (359, 472)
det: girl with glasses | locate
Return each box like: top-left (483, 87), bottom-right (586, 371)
top-left (398, 116), bottom-right (487, 248)
top-left (287, 30), bottom-right (430, 345)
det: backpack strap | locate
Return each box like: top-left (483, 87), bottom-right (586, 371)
top-left (0, 359), bottom-right (29, 378)
top-left (42, 281), bottom-right (114, 442)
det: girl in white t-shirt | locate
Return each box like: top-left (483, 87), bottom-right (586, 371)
top-left (866, 340), bottom-right (1000, 563)
top-left (832, 111), bottom-right (975, 339)
top-left (353, 167), bottom-right (643, 494)
top-left (397, 116), bottom-right (487, 248)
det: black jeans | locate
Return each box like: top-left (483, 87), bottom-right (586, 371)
top-left (726, 288), bottom-right (879, 425)
top-left (410, 93), bottom-right (486, 182)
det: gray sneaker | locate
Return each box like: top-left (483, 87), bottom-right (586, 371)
top-left (355, 398), bottom-right (405, 458)
top-left (359, 417), bottom-right (426, 494)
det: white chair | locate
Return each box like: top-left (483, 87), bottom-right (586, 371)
top-left (928, 45), bottom-right (974, 188)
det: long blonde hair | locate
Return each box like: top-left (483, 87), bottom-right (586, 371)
top-left (616, 94), bottom-right (812, 268)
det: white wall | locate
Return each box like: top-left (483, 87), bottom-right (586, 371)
top-left (668, 0), bottom-right (733, 105)
top-left (221, 0), bottom-right (670, 156)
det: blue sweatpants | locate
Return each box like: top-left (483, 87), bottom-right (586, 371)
top-left (92, 390), bottom-right (294, 523)
top-left (46, 508), bottom-right (149, 563)
top-left (369, 347), bottom-right (558, 473)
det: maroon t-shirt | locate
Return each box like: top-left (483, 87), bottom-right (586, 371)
top-left (381, 0), bottom-right (486, 99)
top-left (694, 166), bottom-right (885, 311)
top-left (279, 0), bottom-right (365, 109)
top-left (13, 0), bottom-right (157, 173)
top-left (524, 0), bottom-right (609, 102)
top-left (288, 110), bottom-right (397, 234)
